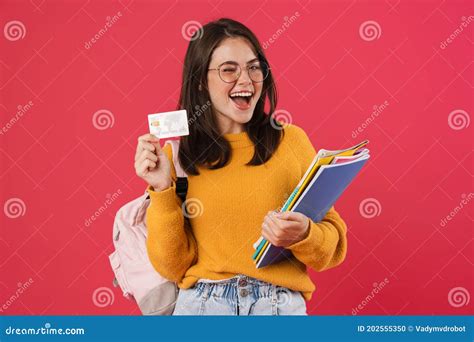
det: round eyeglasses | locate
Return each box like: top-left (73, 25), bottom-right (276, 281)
top-left (208, 61), bottom-right (270, 83)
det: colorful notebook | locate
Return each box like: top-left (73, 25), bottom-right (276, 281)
top-left (253, 140), bottom-right (369, 268)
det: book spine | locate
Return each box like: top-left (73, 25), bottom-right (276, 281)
top-left (281, 186), bottom-right (300, 211)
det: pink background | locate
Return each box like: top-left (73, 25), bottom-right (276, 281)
top-left (0, 0), bottom-right (472, 315)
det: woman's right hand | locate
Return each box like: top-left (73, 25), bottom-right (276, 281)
top-left (135, 134), bottom-right (172, 191)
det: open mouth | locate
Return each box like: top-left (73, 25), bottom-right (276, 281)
top-left (229, 91), bottom-right (253, 110)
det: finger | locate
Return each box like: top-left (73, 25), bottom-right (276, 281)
top-left (138, 133), bottom-right (160, 144)
top-left (135, 141), bottom-right (155, 160)
top-left (264, 215), bottom-right (281, 234)
top-left (267, 211), bottom-right (286, 228)
top-left (271, 212), bottom-right (307, 237)
top-left (137, 150), bottom-right (158, 164)
top-left (266, 219), bottom-right (293, 247)
top-left (265, 217), bottom-right (286, 242)
top-left (140, 134), bottom-right (163, 155)
top-left (266, 217), bottom-right (284, 238)
top-left (275, 211), bottom-right (304, 222)
top-left (135, 160), bottom-right (148, 177)
top-left (267, 212), bottom-right (292, 235)
top-left (139, 134), bottom-right (162, 156)
top-left (138, 159), bottom-right (156, 175)
top-left (261, 221), bottom-right (279, 246)
top-left (273, 212), bottom-right (310, 244)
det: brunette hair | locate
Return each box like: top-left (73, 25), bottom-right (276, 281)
top-left (178, 18), bottom-right (284, 175)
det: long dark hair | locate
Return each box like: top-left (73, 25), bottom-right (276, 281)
top-left (178, 18), bottom-right (284, 176)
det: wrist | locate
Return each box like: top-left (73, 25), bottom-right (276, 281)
top-left (298, 219), bottom-right (311, 242)
top-left (150, 181), bottom-right (172, 192)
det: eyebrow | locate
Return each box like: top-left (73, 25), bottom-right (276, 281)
top-left (221, 58), bottom-right (260, 65)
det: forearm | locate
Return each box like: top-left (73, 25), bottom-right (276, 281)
top-left (287, 207), bottom-right (347, 271)
top-left (145, 183), bottom-right (197, 282)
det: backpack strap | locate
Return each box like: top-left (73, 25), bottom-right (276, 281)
top-left (164, 140), bottom-right (188, 203)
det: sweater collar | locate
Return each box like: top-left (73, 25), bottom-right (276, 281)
top-left (223, 131), bottom-right (254, 149)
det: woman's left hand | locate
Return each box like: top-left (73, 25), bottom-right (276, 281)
top-left (261, 211), bottom-right (311, 248)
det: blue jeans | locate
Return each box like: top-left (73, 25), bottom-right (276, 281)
top-left (172, 274), bottom-right (307, 315)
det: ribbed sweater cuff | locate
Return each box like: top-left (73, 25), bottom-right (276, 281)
top-left (146, 182), bottom-right (181, 212)
top-left (287, 220), bottom-right (325, 255)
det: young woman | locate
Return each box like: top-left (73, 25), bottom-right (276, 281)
top-left (134, 18), bottom-right (347, 315)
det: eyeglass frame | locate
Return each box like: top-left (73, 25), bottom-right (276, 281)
top-left (207, 60), bottom-right (271, 83)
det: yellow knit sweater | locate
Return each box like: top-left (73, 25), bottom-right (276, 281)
top-left (146, 124), bottom-right (347, 300)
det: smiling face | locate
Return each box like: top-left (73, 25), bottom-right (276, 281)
top-left (207, 37), bottom-right (264, 134)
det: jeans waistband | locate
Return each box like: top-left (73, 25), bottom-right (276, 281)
top-left (195, 274), bottom-right (279, 301)
top-left (196, 274), bottom-right (270, 286)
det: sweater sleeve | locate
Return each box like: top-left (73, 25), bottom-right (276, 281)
top-left (287, 207), bottom-right (347, 271)
top-left (285, 125), bottom-right (348, 271)
top-left (145, 143), bottom-right (197, 283)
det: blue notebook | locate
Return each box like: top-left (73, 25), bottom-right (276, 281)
top-left (255, 154), bottom-right (369, 268)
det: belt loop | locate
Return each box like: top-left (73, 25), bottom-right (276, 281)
top-left (202, 283), bottom-right (211, 300)
top-left (271, 285), bottom-right (278, 316)
top-left (197, 283), bottom-right (209, 316)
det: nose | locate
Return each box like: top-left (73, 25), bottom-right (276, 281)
top-left (236, 67), bottom-right (252, 85)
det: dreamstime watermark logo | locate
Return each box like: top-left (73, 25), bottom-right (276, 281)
top-left (92, 109), bottom-right (115, 130)
top-left (440, 16), bottom-right (474, 49)
top-left (4, 20), bottom-right (26, 41)
top-left (439, 193), bottom-right (473, 228)
top-left (352, 278), bottom-right (390, 315)
top-left (359, 198), bottom-right (381, 218)
top-left (0, 101), bottom-right (34, 136)
top-left (4, 322), bottom-right (85, 336)
top-left (92, 287), bottom-right (114, 307)
top-left (276, 288), bottom-right (293, 307)
top-left (188, 100), bottom-right (211, 126)
top-left (448, 109), bottom-right (470, 130)
top-left (181, 20), bottom-right (203, 41)
top-left (448, 287), bottom-right (470, 308)
top-left (0, 278), bottom-right (34, 313)
top-left (182, 198), bottom-right (204, 218)
top-left (359, 20), bottom-right (382, 42)
top-left (352, 100), bottom-right (389, 139)
top-left (84, 189), bottom-right (122, 227)
top-left (4, 198), bottom-right (26, 219)
top-left (84, 12), bottom-right (123, 49)
top-left (270, 109), bottom-right (293, 130)
top-left (262, 12), bottom-right (301, 49)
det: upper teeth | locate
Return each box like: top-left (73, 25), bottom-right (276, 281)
top-left (230, 92), bottom-right (253, 97)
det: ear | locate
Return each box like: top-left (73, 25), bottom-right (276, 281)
top-left (198, 84), bottom-right (203, 91)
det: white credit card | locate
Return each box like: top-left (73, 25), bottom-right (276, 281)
top-left (148, 110), bottom-right (189, 139)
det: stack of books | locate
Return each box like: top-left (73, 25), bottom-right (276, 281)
top-left (252, 140), bottom-right (370, 268)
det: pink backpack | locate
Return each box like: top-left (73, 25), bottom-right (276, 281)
top-left (109, 139), bottom-right (187, 315)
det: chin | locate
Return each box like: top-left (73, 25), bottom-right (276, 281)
top-left (230, 109), bottom-right (254, 123)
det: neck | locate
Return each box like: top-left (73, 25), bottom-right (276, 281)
top-left (215, 112), bottom-right (244, 134)
top-left (222, 126), bottom-right (244, 134)
top-left (219, 122), bottom-right (244, 135)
